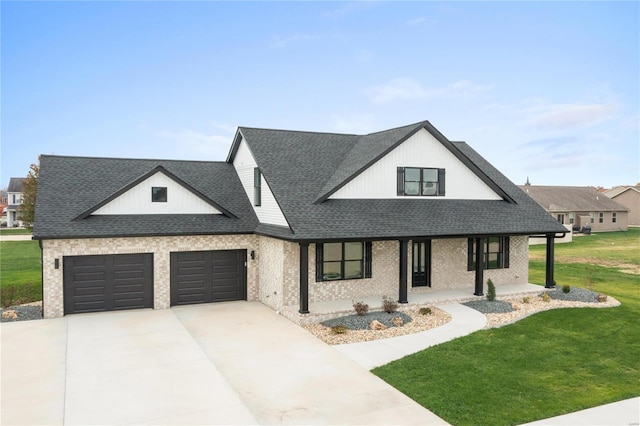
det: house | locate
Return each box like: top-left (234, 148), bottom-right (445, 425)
top-left (518, 184), bottom-right (629, 232)
top-left (33, 120), bottom-right (566, 320)
top-left (6, 177), bottom-right (24, 227)
top-left (603, 186), bottom-right (640, 226)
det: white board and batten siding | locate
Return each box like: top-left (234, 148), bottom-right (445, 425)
top-left (330, 128), bottom-right (502, 200)
top-left (92, 171), bottom-right (222, 215)
top-left (232, 137), bottom-right (289, 227)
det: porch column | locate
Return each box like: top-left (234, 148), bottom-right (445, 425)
top-left (545, 234), bottom-right (555, 288)
top-left (299, 242), bottom-right (310, 314)
top-left (474, 237), bottom-right (484, 296)
top-left (399, 239), bottom-right (408, 303)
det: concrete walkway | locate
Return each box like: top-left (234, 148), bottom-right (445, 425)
top-left (0, 233), bottom-right (33, 241)
top-left (334, 303), bottom-right (487, 369)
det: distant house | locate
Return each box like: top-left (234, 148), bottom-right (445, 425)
top-left (6, 177), bottom-right (24, 227)
top-left (603, 186), bottom-right (640, 226)
top-left (518, 184), bottom-right (629, 232)
top-left (34, 120), bottom-right (566, 320)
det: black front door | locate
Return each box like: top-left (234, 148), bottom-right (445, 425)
top-left (412, 240), bottom-right (431, 287)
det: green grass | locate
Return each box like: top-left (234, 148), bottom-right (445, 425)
top-left (0, 228), bottom-right (32, 235)
top-left (0, 241), bottom-right (42, 307)
top-left (374, 230), bottom-right (640, 426)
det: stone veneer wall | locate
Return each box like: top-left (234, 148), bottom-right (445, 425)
top-left (42, 234), bottom-right (259, 318)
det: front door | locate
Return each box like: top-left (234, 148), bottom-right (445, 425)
top-left (412, 240), bottom-right (431, 287)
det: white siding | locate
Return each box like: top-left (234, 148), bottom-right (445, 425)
top-left (330, 128), bottom-right (502, 200)
top-left (232, 137), bottom-right (289, 227)
top-left (92, 172), bottom-right (221, 215)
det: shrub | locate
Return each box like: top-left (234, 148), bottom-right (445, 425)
top-left (352, 300), bottom-right (369, 316)
top-left (486, 279), bottom-right (496, 301)
top-left (382, 295), bottom-right (398, 313)
top-left (562, 285), bottom-right (571, 293)
top-left (597, 293), bottom-right (608, 303)
top-left (419, 307), bottom-right (432, 315)
top-left (330, 325), bottom-right (348, 335)
top-left (522, 296), bottom-right (531, 304)
top-left (542, 292), bottom-right (551, 302)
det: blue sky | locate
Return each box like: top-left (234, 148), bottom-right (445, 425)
top-left (2, 1), bottom-right (638, 189)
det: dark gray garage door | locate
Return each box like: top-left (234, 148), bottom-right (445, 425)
top-left (170, 250), bottom-right (246, 306)
top-left (63, 253), bottom-right (154, 315)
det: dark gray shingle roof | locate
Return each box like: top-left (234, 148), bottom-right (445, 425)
top-left (7, 177), bottom-right (23, 193)
top-left (518, 185), bottom-right (629, 213)
top-left (33, 156), bottom-right (258, 239)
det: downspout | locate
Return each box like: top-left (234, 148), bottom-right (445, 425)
top-left (37, 238), bottom-right (44, 318)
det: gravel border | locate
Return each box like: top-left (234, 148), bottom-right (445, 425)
top-left (462, 299), bottom-right (514, 314)
top-left (1, 302), bottom-right (43, 322)
top-left (322, 311), bottom-right (413, 330)
top-left (546, 286), bottom-right (600, 302)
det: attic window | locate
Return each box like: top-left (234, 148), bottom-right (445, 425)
top-left (397, 167), bottom-right (445, 196)
top-left (152, 187), bottom-right (167, 202)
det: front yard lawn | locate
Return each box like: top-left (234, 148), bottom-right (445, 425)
top-left (0, 241), bottom-right (42, 307)
top-left (373, 229), bottom-right (640, 426)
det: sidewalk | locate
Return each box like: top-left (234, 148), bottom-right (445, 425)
top-left (335, 302), bottom-right (640, 426)
top-left (0, 233), bottom-right (33, 241)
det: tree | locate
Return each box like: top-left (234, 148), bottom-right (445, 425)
top-left (19, 159), bottom-right (39, 229)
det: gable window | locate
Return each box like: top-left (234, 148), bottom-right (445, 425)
top-left (316, 241), bottom-right (372, 281)
top-left (467, 237), bottom-right (510, 270)
top-left (254, 168), bottom-right (261, 206)
top-left (397, 167), bottom-right (445, 196)
top-left (151, 187), bottom-right (167, 202)
top-left (612, 212), bottom-right (617, 223)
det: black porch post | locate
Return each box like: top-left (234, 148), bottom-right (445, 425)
top-left (474, 237), bottom-right (484, 296)
top-left (299, 242), bottom-right (310, 314)
top-left (399, 239), bottom-right (408, 303)
top-left (545, 234), bottom-right (555, 288)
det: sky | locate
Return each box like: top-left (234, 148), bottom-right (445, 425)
top-left (2, 1), bottom-right (638, 190)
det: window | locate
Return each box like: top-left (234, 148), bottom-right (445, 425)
top-left (316, 242), bottom-right (372, 281)
top-left (397, 167), bottom-right (445, 196)
top-left (468, 237), bottom-right (510, 270)
top-left (569, 212), bottom-right (575, 224)
top-left (557, 213), bottom-right (565, 224)
top-left (599, 212), bottom-right (604, 223)
top-left (613, 212), bottom-right (617, 223)
top-left (151, 187), bottom-right (167, 202)
top-left (590, 212), bottom-right (595, 223)
top-left (254, 168), bottom-right (261, 206)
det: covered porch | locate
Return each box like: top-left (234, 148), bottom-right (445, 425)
top-left (283, 283), bottom-right (549, 325)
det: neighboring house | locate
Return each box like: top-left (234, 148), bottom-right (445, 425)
top-left (603, 186), bottom-right (640, 226)
top-left (33, 120), bottom-right (566, 320)
top-left (518, 184), bottom-right (629, 232)
top-left (6, 177), bottom-right (24, 227)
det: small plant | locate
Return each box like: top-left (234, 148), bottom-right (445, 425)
top-left (597, 293), bottom-right (608, 302)
top-left (352, 300), bottom-right (369, 316)
top-left (419, 307), bottom-right (432, 315)
top-left (562, 285), bottom-right (571, 294)
top-left (486, 279), bottom-right (496, 301)
top-left (522, 296), bottom-right (531, 304)
top-left (382, 295), bottom-right (398, 314)
top-left (542, 292), bottom-right (551, 302)
top-left (330, 325), bottom-right (348, 335)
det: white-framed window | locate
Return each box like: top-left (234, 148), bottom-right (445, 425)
top-left (599, 212), bottom-right (604, 223)
top-left (569, 212), bottom-right (575, 224)
top-left (612, 212), bottom-right (617, 223)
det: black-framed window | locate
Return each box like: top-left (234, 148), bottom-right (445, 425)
top-left (316, 241), bottom-right (372, 281)
top-left (254, 168), bottom-right (261, 206)
top-left (467, 237), bottom-right (510, 270)
top-left (397, 167), bottom-right (445, 196)
top-left (613, 212), bottom-right (617, 223)
top-left (599, 212), bottom-right (604, 223)
top-left (152, 187), bottom-right (167, 202)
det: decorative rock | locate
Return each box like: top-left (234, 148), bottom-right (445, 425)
top-left (391, 317), bottom-right (404, 327)
top-left (2, 310), bottom-right (18, 319)
top-left (370, 320), bottom-right (387, 330)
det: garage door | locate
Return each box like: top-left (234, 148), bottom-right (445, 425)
top-left (170, 250), bottom-right (246, 306)
top-left (63, 253), bottom-right (154, 315)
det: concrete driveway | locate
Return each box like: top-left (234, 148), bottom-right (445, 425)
top-left (1, 301), bottom-right (447, 425)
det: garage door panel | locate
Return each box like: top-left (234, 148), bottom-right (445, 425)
top-left (171, 250), bottom-right (246, 306)
top-left (64, 254), bottom-right (153, 315)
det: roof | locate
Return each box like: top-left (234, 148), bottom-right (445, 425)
top-left (604, 185), bottom-right (640, 198)
top-left (33, 156), bottom-right (259, 239)
top-left (518, 185), bottom-right (629, 213)
top-left (232, 122), bottom-right (566, 240)
top-left (7, 177), bottom-right (23, 193)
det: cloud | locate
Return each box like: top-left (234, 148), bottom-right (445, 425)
top-left (155, 128), bottom-right (231, 160)
top-left (406, 16), bottom-right (437, 27)
top-left (269, 33), bottom-right (312, 49)
top-left (322, 2), bottom-right (370, 19)
top-left (330, 114), bottom-right (376, 134)
top-left (528, 102), bottom-right (617, 130)
top-left (367, 78), bottom-right (494, 103)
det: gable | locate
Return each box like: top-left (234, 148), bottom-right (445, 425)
top-left (90, 170), bottom-right (223, 216)
top-left (329, 128), bottom-right (503, 200)
top-left (232, 135), bottom-right (289, 228)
